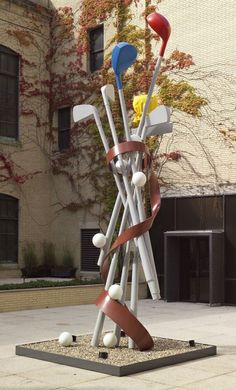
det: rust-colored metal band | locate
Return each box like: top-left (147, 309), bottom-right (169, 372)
top-left (107, 172), bottom-right (160, 255)
top-left (96, 290), bottom-right (154, 351)
top-left (97, 142), bottom-right (160, 351)
top-left (106, 141), bottom-right (150, 164)
top-left (100, 164), bottom-right (161, 282)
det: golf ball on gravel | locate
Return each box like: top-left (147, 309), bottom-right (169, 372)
top-left (132, 171), bottom-right (146, 187)
top-left (103, 332), bottom-right (117, 348)
top-left (58, 332), bottom-right (73, 347)
top-left (108, 284), bottom-right (123, 300)
top-left (92, 233), bottom-right (106, 248)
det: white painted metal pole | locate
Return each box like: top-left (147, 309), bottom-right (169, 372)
top-left (91, 201), bottom-right (132, 347)
top-left (128, 252), bottom-right (139, 348)
top-left (113, 240), bottom-right (131, 344)
top-left (103, 87), bottom-right (159, 299)
top-left (118, 89), bottom-right (160, 300)
top-left (97, 193), bottom-right (122, 266)
top-left (137, 56), bottom-right (163, 139)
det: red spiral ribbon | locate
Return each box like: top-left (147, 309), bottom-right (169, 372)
top-left (96, 140), bottom-right (161, 351)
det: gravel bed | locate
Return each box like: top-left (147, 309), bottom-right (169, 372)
top-left (23, 334), bottom-right (209, 366)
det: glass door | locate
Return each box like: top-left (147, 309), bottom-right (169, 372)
top-left (179, 237), bottom-right (209, 303)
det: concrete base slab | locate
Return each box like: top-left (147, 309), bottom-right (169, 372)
top-left (16, 336), bottom-right (216, 377)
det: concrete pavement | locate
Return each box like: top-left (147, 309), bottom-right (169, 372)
top-left (0, 300), bottom-right (236, 389)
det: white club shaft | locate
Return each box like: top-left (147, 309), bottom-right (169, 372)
top-left (137, 56), bottom-right (163, 140)
top-left (102, 86), bottom-right (159, 298)
top-left (114, 240), bottom-right (131, 343)
top-left (118, 89), bottom-right (131, 141)
top-left (117, 87), bottom-right (160, 299)
top-left (91, 203), bottom-right (132, 347)
top-left (97, 193), bottom-right (122, 266)
top-left (129, 252), bottom-right (139, 349)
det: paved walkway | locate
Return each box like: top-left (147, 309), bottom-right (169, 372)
top-left (0, 300), bottom-right (236, 389)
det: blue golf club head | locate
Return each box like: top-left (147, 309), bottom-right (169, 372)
top-left (112, 42), bottom-right (137, 90)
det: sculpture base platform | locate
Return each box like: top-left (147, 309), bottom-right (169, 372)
top-left (16, 334), bottom-right (216, 377)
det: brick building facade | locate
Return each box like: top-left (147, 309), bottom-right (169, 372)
top-left (0, 0), bottom-right (236, 302)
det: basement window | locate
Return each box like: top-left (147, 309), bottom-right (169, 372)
top-left (58, 107), bottom-right (71, 151)
top-left (81, 229), bottom-right (100, 272)
top-left (0, 194), bottom-right (18, 263)
top-left (89, 25), bottom-right (104, 72)
top-left (0, 45), bottom-right (19, 139)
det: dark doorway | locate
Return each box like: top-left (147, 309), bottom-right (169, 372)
top-left (164, 230), bottom-right (224, 306)
top-left (179, 237), bottom-right (209, 303)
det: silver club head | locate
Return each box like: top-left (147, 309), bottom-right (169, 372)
top-left (146, 122), bottom-right (173, 137)
top-left (101, 84), bottom-right (115, 103)
top-left (73, 104), bottom-right (98, 123)
top-left (73, 104), bottom-right (109, 152)
top-left (145, 105), bottom-right (172, 136)
top-left (148, 105), bottom-right (171, 125)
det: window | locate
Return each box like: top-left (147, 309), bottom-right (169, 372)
top-left (0, 194), bottom-right (18, 263)
top-left (0, 45), bottom-right (19, 139)
top-left (58, 107), bottom-right (71, 151)
top-left (89, 25), bottom-right (104, 72)
top-left (81, 229), bottom-right (100, 272)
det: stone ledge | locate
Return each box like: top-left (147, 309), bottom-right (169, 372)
top-left (0, 267), bottom-right (22, 278)
top-left (0, 282), bottom-right (147, 312)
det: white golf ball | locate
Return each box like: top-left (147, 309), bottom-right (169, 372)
top-left (108, 284), bottom-right (123, 300)
top-left (58, 332), bottom-right (73, 347)
top-left (131, 134), bottom-right (142, 142)
top-left (132, 171), bottom-right (147, 187)
top-left (103, 332), bottom-right (117, 348)
top-left (92, 233), bottom-right (106, 248)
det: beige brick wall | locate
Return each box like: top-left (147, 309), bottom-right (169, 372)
top-left (0, 1), bottom-right (53, 268)
top-left (0, 282), bottom-right (148, 312)
top-left (0, 0), bottom-right (101, 273)
top-left (52, 0), bottom-right (236, 198)
top-left (1, 0), bottom-right (235, 277)
top-left (153, 0), bottom-right (236, 197)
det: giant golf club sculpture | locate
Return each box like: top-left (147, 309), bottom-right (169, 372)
top-left (73, 12), bottom-right (171, 351)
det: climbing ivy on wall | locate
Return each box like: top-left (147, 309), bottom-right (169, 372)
top-left (74, 0), bottom-right (207, 216)
top-left (2, 0), bottom-right (207, 221)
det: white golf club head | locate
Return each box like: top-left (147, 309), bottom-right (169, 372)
top-left (73, 104), bottom-right (109, 152)
top-left (146, 122), bottom-right (173, 137)
top-left (73, 104), bottom-right (97, 123)
top-left (148, 105), bottom-right (171, 125)
top-left (101, 84), bottom-right (115, 103)
top-left (145, 105), bottom-right (172, 137)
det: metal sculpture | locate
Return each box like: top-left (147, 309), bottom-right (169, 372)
top-left (73, 12), bottom-right (172, 351)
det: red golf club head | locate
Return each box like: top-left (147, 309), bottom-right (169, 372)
top-left (147, 12), bottom-right (171, 57)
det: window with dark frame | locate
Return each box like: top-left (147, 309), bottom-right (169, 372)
top-left (81, 229), bottom-right (100, 272)
top-left (0, 45), bottom-right (19, 139)
top-left (58, 107), bottom-right (71, 151)
top-left (89, 25), bottom-right (104, 72)
top-left (0, 194), bottom-right (18, 263)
